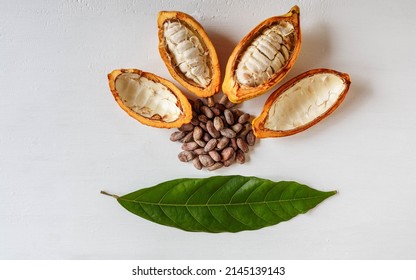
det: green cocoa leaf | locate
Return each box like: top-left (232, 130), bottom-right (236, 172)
top-left (103, 175), bottom-right (336, 233)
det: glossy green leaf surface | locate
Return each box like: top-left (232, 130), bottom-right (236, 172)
top-left (116, 175), bottom-right (336, 233)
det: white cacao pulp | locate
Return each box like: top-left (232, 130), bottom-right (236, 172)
top-left (163, 20), bottom-right (212, 88)
top-left (264, 73), bottom-right (346, 131)
top-left (115, 72), bottom-right (182, 122)
top-left (236, 21), bottom-right (295, 87)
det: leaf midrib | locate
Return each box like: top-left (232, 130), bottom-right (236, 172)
top-left (119, 193), bottom-right (334, 207)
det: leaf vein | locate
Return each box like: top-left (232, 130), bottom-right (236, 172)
top-left (120, 194), bottom-right (330, 207)
top-left (224, 205), bottom-right (254, 230)
top-left (185, 205), bottom-right (212, 232)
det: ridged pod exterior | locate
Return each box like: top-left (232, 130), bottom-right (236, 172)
top-left (252, 69), bottom-right (351, 138)
top-left (108, 69), bottom-right (192, 129)
top-left (158, 11), bottom-right (221, 98)
top-left (222, 6), bottom-right (301, 103)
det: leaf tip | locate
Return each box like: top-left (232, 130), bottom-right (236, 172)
top-left (328, 190), bottom-right (338, 197)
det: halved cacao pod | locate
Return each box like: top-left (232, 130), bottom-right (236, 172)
top-left (108, 69), bottom-right (192, 129)
top-left (222, 5), bottom-right (301, 103)
top-left (252, 68), bottom-right (351, 138)
top-left (158, 11), bottom-right (221, 98)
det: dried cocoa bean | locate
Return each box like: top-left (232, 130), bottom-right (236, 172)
top-left (203, 132), bottom-right (211, 142)
top-left (178, 151), bottom-right (196, 162)
top-left (220, 128), bottom-right (236, 138)
top-left (199, 122), bottom-right (207, 132)
top-left (211, 107), bottom-right (221, 116)
top-left (230, 137), bottom-right (238, 151)
top-left (214, 103), bottom-right (226, 112)
top-left (191, 118), bottom-right (200, 126)
top-left (193, 99), bottom-right (203, 113)
top-left (182, 142), bottom-right (199, 151)
top-left (204, 138), bottom-right (218, 152)
top-left (208, 150), bottom-right (222, 162)
top-left (193, 126), bottom-right (203, 140)
top-left (238, 113), bottom-right (251, 124)
top-left (207, 97), bottom-right (215, 107)
top-left (246, 130), bottom-right (256, 146)
top-left (221, 147), bottom-right (235, 161)
top-left (237, 137), bottom-right (249, 153)
top-left (223, 153), bottom-right (236, 167)
top-left (213, 116), bottom-right (224, 131)
top-left (179, 123), bottom-right (194, 132)
top-left (192, 157), bottom-right (203, 170)
top-left (238, 123), bottom-right (252, 137)
top-left (170, 131), bottom-right (186, 142)
top-left (236, 149), bottom-right (245, 164)
top-left (198, 114), bottom-right (209, 123)
top-left (219, 94), bottom-right (229, 105)
top-left (224, 109), bottom-right (234, 125)
top-left (208, 162), bottom-right (223, 171)
top-left (200, 105), bottom-right (214, 119)
top-left (231, 123), bottom-right (243, 133)
top-left (181, 131), bottom-right (194, 143)
top-left (195, 139), bottom-right (206, 147)
top-left (231, 109), bottom-right (243, 119)
top-left (194, 148), bottom-right (207, 155)
top-left (216, 137), bottom-right (230, 150)
top-left (199, 154), bottom-right (215, 167)
top-left (206, 120), bottom-right (220, 138)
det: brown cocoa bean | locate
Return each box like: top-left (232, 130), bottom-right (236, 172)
top-left (231, 109), bottom-right (243, 119)
top-left (237, 137), bottom-right (249, 153)
top-left (208, 150), bottom-right (222, 162)
top-left (220, 128), bottom-right (236, 138)
top-left (206, 120), bottom-right (220, 138)
top-left (216, 137), bottom-right (230, 150)
top-left (230, 137), bottom-right (238, 151)
top-left (207, 97), bottom-right (215, 107)
top-left (191, 118), bottom-right (200, 126)
top-left (213, 116), bottom-right (224, 131)
top-left (182, 142), bottom-right (199, 151)
top-left (195, 139), bottom-right (206, 147)
top-left (238, 113), bottom-right (251, 124)
top-left (219, 94), bottom-right (229, 105)
top-left (200, 105), bottom-right (214, 119)
top-left (214, 103), bottom-right (226, 112)
top-left (198, 114), bottom-right (209, 123)
top-left (199, 122), bottom-right (207, 132)
top-left (178, 123), bottom-right (194, 132)
top-left (224, 109), bottom-right (234, 125)
top-left (221, 147), bottom-right (235, 161)
top-left (204, 138), bottom-right (218, 152)
top-left (231, 123), bottom-right (243, 133)
top-left (180, 131), bottom-right (194, 143)
top-left (192, 157), bottom-right (203, 170)
top-left (193, 126), bottom-right (203, 140)
top-left (178, 151), bottom-right (196, 162)
top-left (246, 130), bottom-right (256, 146)
top-left (238, 123), bottom-right (252, 137)
top-left (170, 131), bottom-right (186, 142)
top-left (194, 148), bottom-right (207, 155)
top-left (208, 162), bottom-right (223, 171)
top-left (193, 99), bottom-right (203, 113)
top-left (211, 107), bottom-right (221, 116)
top-left (236, 149), bottom-right (245, 164)
top-left (199, 154), bottom-right (215, 167)
top-left (203, 132), bottom-right (211, 142)
top-left (223, 153), bottom-right (236, 167)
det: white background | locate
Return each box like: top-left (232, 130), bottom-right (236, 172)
top-left (1, 0), bottom-right (415, 259)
